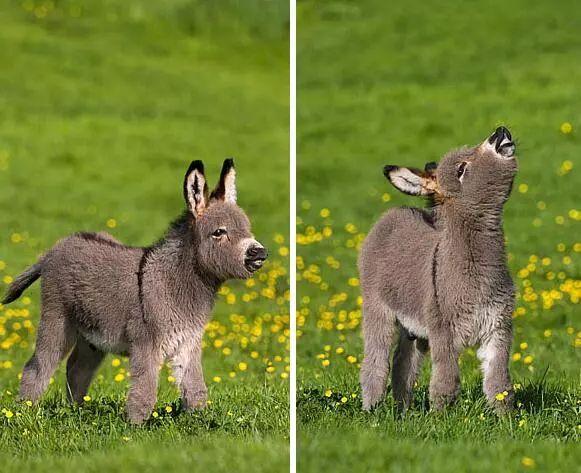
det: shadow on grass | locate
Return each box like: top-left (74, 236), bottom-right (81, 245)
top-left (299, 372), bottom-right (578, 420)
top-left (13, 396), bottom-right (240, 433)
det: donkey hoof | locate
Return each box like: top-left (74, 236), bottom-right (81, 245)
top-left (184, 391), bottom-right (208, 411)
top-left (361, 375), bottom-right (387, 411)
top-left (429, 392), bottom-right (458, 411)
top-left (126, 406), bottom-right (152, 425)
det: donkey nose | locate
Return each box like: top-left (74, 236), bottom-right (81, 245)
top-left (488, 126), bottom-right (515, 157)
top-left (245, 245), bottom-right (268, 272)
top-left (246, 245), bottom-right (268, 261)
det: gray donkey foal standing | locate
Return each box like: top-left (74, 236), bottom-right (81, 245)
top-left (3, 159), bottom-right (267, 424)
top-left (359, 127), bottom-right (518, 413)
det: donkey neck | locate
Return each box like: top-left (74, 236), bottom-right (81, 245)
top-left (150, 214), bottom-right (221, 301)
top-left (435, 203), bottom-right (508, 274)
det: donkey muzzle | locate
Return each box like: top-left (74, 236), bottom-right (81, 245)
top-left (245, 245), bottom-right (268, 272)
top-left (488, 126), bottom-right (515, 158)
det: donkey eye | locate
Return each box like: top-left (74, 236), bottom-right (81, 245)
top-left (212, 228), bottom-right (227, 238)
top-left (457, 162), bottom-right (468, 181)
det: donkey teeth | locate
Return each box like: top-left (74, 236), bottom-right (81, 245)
top-left (498, 143), bottom-right (515, 158)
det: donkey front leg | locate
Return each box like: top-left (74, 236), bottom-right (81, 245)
top-left (478, 325), bottom-right (514, 413)
top-left (126, 343), bottom-right (161, 424)
top-left (172, 332), bottom-right (207, 411)
top-left (428, 330), bottom-right (460, 410)
top-left (360, 300), bottom-right (398, 411)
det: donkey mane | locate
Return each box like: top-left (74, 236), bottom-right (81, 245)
top-left (160, 210), bottom-right (195, 245)
top-left (74, 210), bottom-right (196, 254)
top-left (75, 232), bottom-right (129, 248)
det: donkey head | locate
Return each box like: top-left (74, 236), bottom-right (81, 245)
top-left (183, 159), bottom-right (267, 280)
top-left (384, 126), bottom-right (518, 210)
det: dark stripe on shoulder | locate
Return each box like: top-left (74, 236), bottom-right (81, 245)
top-left (432, 242), bottom-right (441, 315)
top-left (420, 209), bottom-right (436, 229)
top-left (137, 246), bottom-right (155, 323)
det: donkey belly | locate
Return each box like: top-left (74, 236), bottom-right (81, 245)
top-left (360, 209), bottom-right (437, 341)
top-left (67, 289), bottom-right (134, 355)
top-left (79, 327), bottom-right (129, 355)
top-left (396, 311), bottom-right (429, 339)
top-left (379, 268), bottom-right (431, 339)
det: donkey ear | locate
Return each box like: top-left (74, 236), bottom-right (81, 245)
top-left (383, 165), bottom-right (437, 196)
top-left (210, 158), bottom-right (236, 204)
top-left (424, 161), bottom-right (438, 174)
top-left (183, 160), bottom-right (209, 217)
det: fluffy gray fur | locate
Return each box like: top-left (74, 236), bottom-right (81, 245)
top-left (359, 127), bottom-right (517, 414)
top-left (3, 159), bottom-right (268, 424)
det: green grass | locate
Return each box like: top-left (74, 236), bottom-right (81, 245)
top-left (2, 436), bottom-right (288, 473)
top-left (297, 0), bottom-right (581, 471)
top-left (0, 1), bottom-right (289, 471)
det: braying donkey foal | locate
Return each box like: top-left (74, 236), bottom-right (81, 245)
top-left (359, 127), bottom-right (517, 414)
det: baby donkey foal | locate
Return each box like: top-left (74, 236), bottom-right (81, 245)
top-left (360, 127), bottom-right (518, 414)
top-left (3, 159), bottom-right (268, 424)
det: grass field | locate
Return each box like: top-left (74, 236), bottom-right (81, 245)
top-left (0, 1), bottom-right (289, 472)
top-left (297, 0), bottom-right (580, 471)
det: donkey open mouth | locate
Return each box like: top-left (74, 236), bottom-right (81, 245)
top-left (360, 127), bottom-right (519, 414)
top-left (487, 125), bottom-right (515, 158)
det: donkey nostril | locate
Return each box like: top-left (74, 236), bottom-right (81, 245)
top-left (495, 126), bottom-right (512, 142)
top-left (246, 246), bottom-right (267, 260)
top-left (489, 126), bottom-right (512, 145)
top-left (245, 246), bottom-right (267, 272)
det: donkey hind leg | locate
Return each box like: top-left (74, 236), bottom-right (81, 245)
top-left (360, 300), bottom-right (398, 411)
top-left (66, 337), bottom-right (105, 404)
top-left (392, 330), bottom-right (429, 413)
top-left (19, 303), bottom-right (76, 402)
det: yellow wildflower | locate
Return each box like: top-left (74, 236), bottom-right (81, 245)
top-left (521, 457), bottom-right (536, 468)
top-left (560, 122), bottom-right (572, 134)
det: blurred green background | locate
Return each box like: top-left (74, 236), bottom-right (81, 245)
top-left (297, 0), bottom-right (580, 472)
top-left (0, 1), bottom-right (289, 472)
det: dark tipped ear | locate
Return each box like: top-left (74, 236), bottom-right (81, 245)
top-left (183, 160), bottom-right (209, 217)
top-left (210, 158), bottom-right (236, 204)
top-left (424, 161), bottom-right (438, 174)
top-left (383, 164), bottom-right (438, 196)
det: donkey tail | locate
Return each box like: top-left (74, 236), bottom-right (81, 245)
top-left (2, 260), bottom-right (43, 304)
